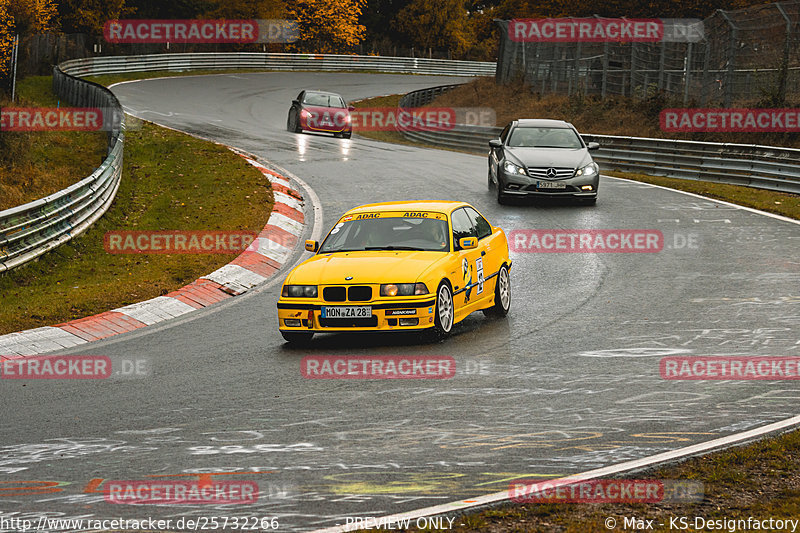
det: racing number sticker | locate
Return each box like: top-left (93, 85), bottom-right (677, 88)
top-left (476, 257), bottom-right (484, 295)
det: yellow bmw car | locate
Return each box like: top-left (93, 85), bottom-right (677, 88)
top-left (277, 201), bottom-right (512, 343)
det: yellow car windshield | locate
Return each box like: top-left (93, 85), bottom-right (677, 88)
top-left (319, 216), bottom-right (450, 253)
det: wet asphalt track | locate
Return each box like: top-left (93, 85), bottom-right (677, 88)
top-left (0, 72), bottom-right (799, 531)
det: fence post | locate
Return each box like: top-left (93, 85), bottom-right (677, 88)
top-left (630, 42), bottom-right (636, 97)
top-left (11, 35), bottom-right (19, 102)
top-left (700, 36), bottom-right (711, 105)
top-left (683, 41), bottom-right (693, 106)
top-left (720, 10), bottom-right (737, 108)
top-left (572, 42), bottom-right (581, 96)
top-left (601, 42), bottom-right (609, 98)
top-left (776, 2), bottom-right (792, 105)
top-left (551, 43), bottom-right (559, 93)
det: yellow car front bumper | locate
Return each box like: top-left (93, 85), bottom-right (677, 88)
top-left (277, 297), bottom-right (437, 333)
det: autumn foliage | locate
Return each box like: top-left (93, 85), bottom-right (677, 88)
top-left (0, 0), bottom-right (13, 78)
top-left (1, 0), bottom-right (59, 82)
top-left (287, 0), bottom-right (367, 53)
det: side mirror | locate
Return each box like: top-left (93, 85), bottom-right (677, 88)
top-left (489, 139), bottom-right (502, 149)
top-left (348, 106), bottom-right (355, 112)
top-left (459, 237), bottom-right (478, 250)
top-left (305, 240), bottom-right (319, 252)
top-left (587, 142), bottom-right (600, 151)
top-left (292, 99), bottom-right (299, 105)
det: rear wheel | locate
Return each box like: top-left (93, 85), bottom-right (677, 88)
top-left (342, 131), bottom-right (352, 139)
top-left (427, 281), bottom-right (454, 342)
top-left (483, 264), bottom-right (511, 317)
top-left (281, 331), bottom-right (313, 344)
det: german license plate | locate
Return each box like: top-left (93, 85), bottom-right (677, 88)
top-left (537, 181), bottom-right (567, 189)
top-left (321, 306), bottom-right (372, 318)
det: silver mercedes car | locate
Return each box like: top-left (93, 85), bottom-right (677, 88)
top-left (488, 119), bottom-right (600, 205)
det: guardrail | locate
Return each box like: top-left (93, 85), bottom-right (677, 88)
top-left (0, 67), bottom-right (124, 274)
top-left (58, 52), bottom-right (496, 78)
top-left (397, 85), bottom-right (800, 194)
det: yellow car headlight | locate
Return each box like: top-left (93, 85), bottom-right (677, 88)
top-left (381, 283), bottom-right (428, 296)
top-left (282, 285), bottom-right (318, 298)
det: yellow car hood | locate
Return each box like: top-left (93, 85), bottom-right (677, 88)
top-left (287, 251), bottom-right (446, 285)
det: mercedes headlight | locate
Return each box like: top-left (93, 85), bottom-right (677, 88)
top-left (503, 161), bottom-right (527, 175)
top-left (575, 162), bottom-right (598, 177)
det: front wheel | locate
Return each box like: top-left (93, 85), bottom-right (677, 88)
top-left (427, 281), bottom-right (454, 342)
top-left (281, 331), bottom-right (313, 344)
top-left (288, 110), bottom-right (302, 133)
top-left (483, 264), bottom-right (511, 317)
top-left (497, 177), bottom-right (509, 205)
top-left (487, 168), bottom-right (493, 190)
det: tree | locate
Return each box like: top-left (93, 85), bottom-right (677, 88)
top-left (8, 0), bottom-right (59, 35)
top-left (362, 0), bottom-right (413, 44)
top-left (202, 0), bottom-right (286, 19)
top-left (394, 0), bottom-right (475, 58)
top-left (125, 0), bottom-right (209, 20)
top-left (60, 0), bottom-right (134, 35)
top-left (1, 0), bottom-right (59, 87)
top-left (287, 0), bottom-right (366, 53)
top-left (0, 0), bottom-right (13, 81)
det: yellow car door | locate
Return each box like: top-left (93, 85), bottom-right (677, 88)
top-left (450, 207), bottom-right (486, 319)
top-left (464, 206), bottom-right (500, 300)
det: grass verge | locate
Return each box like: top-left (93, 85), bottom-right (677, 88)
top-left (358, 427), bottom-right (800, 532)
top-left (0, 77), bottom-right (274, 335)
top-left (606, 171), bottom-right (800, 220)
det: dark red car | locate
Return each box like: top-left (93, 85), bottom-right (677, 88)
top-left (287, 90), bottom-right (353, 139)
